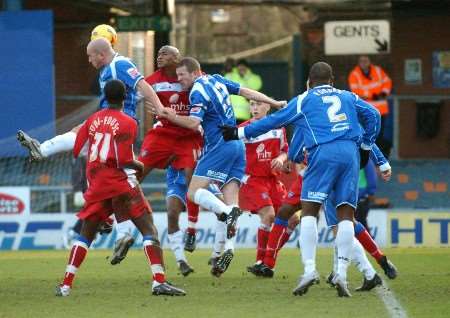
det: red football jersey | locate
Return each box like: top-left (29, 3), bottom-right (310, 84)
top-left (74, 109), bottom-right (138, 203)
top-left (145, 69), bottom-right (197, 137)
top-left (239, 119), bottom-right (288, 177)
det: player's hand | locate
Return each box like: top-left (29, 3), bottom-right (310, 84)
top-left (380, 168), bottom-right (392, 181)
top-left (159, 107), bottom-right (176, 120)
top-left (271, 157), bottom-right (284, 170)
top-left (272, 100), bottom-right (287, 109)
top-left (359, 148), bottom-right (370, 168)
top-left (145, 101), bottom-right (163, 116)
top-left (219, 125), bottom-right (239, 141)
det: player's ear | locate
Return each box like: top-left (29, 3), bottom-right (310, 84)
top-left (329, 75), bottom-right (334, 86)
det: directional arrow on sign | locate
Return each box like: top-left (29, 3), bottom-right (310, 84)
top-left (375, 38), bottom-right (388, 53)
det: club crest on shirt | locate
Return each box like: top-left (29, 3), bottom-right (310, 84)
top-left (127, 67), bottom-right (140, 79)
top-left (169, 93), bottom-right (180, 104)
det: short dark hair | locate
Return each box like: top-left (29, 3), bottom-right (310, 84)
top-left (237, 59), bottom-right (249, 67)
top-left (178, 57), bottom-right (201, 73)
top-left (104, 79), bottom-right (126, 108)
top-left (309, 61), bottom-right (333, 85)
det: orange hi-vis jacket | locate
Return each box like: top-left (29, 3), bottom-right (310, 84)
top-left (348, 65), bottom-right (392, 115)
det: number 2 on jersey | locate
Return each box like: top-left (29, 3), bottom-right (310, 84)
top-left (323, 95), bottom-right (347, 123)
top-left (89, 132), bottom-right (111, 163)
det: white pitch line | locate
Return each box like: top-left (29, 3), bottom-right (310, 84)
top-left (376, 279), bottom-right (408, 318)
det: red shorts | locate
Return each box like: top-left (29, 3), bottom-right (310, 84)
top-left (139, 129), bottom-right (202, 170)
top-left (239, 175), bottom-right (286, 214)
top-left (282, 174), bottom-right (303, 206)
top-left (77, 185), bottom-right (152, 223)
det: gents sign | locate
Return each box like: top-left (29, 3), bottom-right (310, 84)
top-left (325, 20), bottom-right (390, 55)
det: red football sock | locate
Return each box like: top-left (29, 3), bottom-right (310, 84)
top-left (143, 239), bottom-right (166, 283)
top-left (263, 222), bottom-right (287, 269)
top-left (356, 228), bottom-right (384, 262)
top-left (256, 225), bottom-right (270, 262)
top-left (62, 241), bottom-right (88, 287)
top-left (186, 196), bottom-right (199, 235)
top-left (279, 228), bottom-right (292, 248)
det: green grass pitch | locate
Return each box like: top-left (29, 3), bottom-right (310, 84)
top-left (1, 248), bottom-right (449, 318)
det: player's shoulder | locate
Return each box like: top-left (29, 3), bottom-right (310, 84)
top-left (145, 69), bottom-right (162, 84)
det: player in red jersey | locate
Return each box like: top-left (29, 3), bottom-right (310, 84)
top-left (137, 45), bottom-right (201, 274)
top-left (238, 100), bottom-right (298, 274)
top-left (55, 80), bottom-right (185, 297)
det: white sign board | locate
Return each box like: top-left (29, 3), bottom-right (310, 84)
top-left (325, 20), bottom-right (390, 55)
top-left (0, 187), bottom-right (30, 216)
top-left (0, 210), bottom-right (388, 250)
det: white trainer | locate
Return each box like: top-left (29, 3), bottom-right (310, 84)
top-left (292, 270), bottom-right (320, 296)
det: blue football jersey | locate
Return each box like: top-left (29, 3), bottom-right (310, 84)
top-left (189, 74), bottom-right (240, 152)
top-left (243, 85), bottom-right (380, 152)
top-left (98, 53), bottom-right (144, 119)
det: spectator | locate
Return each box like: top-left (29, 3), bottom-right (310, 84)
top-left (222, 57), bottom-right (235, 75)
top-left (348, 55), bottom-right (392, 157)
top-left (225, 59), bottom-right (263, 124)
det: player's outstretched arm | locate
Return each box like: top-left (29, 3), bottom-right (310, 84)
top-left (137, 79), bottom-right (165, 115)
top-left (159, 107), bottom-right (201, 130)
top-left (239, 87), bottom-right (286, 109)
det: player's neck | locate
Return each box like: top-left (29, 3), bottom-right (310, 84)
top-left (162, 66), bottom-right (177, 78)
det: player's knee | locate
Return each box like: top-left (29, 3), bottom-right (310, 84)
top-left (288, 213), bottom-right (300, 228)
top-left (262, 212), bottom-right (275, 225)
top-left (278, 204), bottom-right (297, 219)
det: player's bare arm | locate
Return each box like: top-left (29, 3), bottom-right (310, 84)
top-left (159, 107), bottom-right (201, 131)
top-left (239, 87), bottom-right (286, 109)
top-left (137, 79), bottom-right (165, 114)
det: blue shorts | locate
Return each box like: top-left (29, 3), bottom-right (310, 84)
top-left (301, 140), bottom-right (359, 208)
top-left (166, 166), bottom-right (222, 206)
top-left (194, 140), bottom-right (246, 185)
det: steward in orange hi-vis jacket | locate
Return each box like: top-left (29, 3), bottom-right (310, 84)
top-left (348, 55), bottom-right (392, 115)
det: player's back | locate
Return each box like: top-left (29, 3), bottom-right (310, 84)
top-left (98, 54), bottom-right (143, 119)
top-left (80, 109), bottom-right (138, 202)
top-left (298, 85), bottom-right (362, 149)
top-left (189, 74), bottom-right (239, 151)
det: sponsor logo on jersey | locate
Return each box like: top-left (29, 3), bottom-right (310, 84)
top-left (127, 67), bottom-right (140, 79)
top-left (0, 193), bottom-right (25, 214)
top-left (331, 122), bottom-right (350, 132)
top-left (256, 143), bottom-right (272, 160)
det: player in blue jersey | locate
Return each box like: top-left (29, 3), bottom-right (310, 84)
top-left (18, 37), bottom-right (164, 162)
top-left (221, 61), bottom-right (380, 296)
top-left (150, 57), bottom-right (285, 276)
